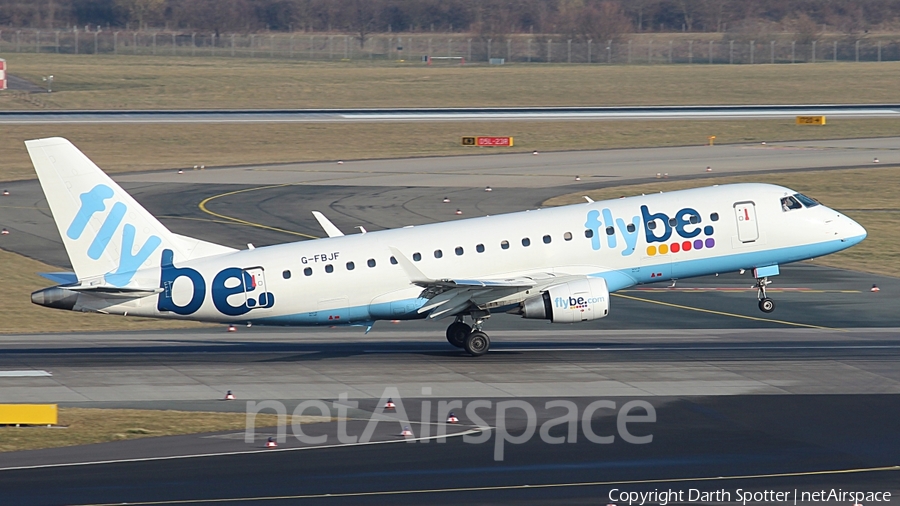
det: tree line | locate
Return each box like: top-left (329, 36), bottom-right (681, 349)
top-left (2, 0), bottom-right (898, 41)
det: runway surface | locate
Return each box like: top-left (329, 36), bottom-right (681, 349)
top-left (2, 104), bottom-right (900, 124)
top-left (0, 139), bottom-right (898, 505)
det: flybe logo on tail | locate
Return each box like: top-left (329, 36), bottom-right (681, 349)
top-left (68, 184), bottom-right (162, 286)
top-left (584, 205), bottom-right (716, 257)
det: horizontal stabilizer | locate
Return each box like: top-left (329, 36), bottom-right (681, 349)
top-left (67, 285), bottom-right (163, 298)
top-left (38, 272), bottom-right (78, 284)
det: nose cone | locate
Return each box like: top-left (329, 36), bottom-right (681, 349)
top-left (841, 216), bottom-right (867, 246)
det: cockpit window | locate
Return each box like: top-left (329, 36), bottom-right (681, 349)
top-left (780, 196), bottom-right (803, 212)
top-left (793, 193), bottom-right (820, 208)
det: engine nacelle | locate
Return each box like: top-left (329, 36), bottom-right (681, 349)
top-left (520, 277), bottom-right (610, 323)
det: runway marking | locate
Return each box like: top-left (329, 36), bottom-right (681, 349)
top-left (494, 345), bottom-right (900, 352)
top-left (0, 370), bottom-right (52, 377)
top-left (72, 465), bottom-right (900, 505)
top-left (0, 428), bottom-right (484, 473)
top-left (198, 184), bottom-right (320, 239)
top-left (611, 293), bottom-right (838, 331)
top-left (361, 344), bottom-right (900, 354)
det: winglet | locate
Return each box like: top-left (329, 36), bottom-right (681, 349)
top-left (312, 211), bottom-right (345, 238)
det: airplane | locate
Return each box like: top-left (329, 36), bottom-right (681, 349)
top-left (27, 137), bottom-right (867, 356)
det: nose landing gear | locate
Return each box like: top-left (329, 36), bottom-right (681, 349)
top-left (756, 276), bottom-right (775, 313)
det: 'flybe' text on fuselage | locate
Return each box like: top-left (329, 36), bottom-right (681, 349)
top-left (584, 205), bottom-right (717, 257)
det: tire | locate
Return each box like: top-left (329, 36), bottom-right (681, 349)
top-left (758, 298), bottom-right (775, 313)
top-left (446, 322), bottom-right (471, 348)
top-left (464, 331), bottom-right (491, 357)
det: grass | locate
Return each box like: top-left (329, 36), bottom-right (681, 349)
top-left (2, 118), bottom-right (900, 182)
top-left (1, 55), bottom-right (900, 110)
top-left (0, 408), bottom-right (329, 453)
top-left (545, 166), bottom-right (900, 277)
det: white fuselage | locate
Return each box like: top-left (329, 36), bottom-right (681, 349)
top-left (63, 183), bottom-right (866, 325)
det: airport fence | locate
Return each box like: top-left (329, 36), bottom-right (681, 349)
top-left (1, 29), bottom-right (899, 64)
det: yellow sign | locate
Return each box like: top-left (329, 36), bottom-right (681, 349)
top-left (0, 404), bottom-right (58, 425)
top-left (708, 135), bottom-right (716, 146)
top-left (796, 116), bottom-right (826, 125)
top-left (461, 136), bottom-right (476, 146)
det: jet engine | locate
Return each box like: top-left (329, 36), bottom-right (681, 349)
top-left (517, 277), bottom-right (610, 323)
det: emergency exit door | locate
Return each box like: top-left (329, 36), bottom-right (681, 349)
top-left (734, 202), bottom-right (759, 243)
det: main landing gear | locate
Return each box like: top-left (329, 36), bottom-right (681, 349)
top-left (755, 276), bottom-right (775, 313)
top-left (445, 313), bottom-right (491, 357)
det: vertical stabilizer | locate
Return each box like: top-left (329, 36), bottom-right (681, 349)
top-left (25, 137), bottom-right (235, 286)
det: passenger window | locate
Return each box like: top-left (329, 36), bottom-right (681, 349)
top-left (367, 258), bottom-right (376, 267)
top-left (501, 240), bottom-right (510, 250)
top-left (325, 264), bottom-right (334, 273)
top-left (668, 218), bottom-right (677, 226)
top-left (689, 215), bottom-right (700, 224)
top-left (626, 224), bottom-right (635, 233)
top-left (413, 252), bottom-right (422, 261)
top-left (710, 213), bottom-right (719, 221)
top-left (564, 232), bottom-right (573, 241)
top-left (346, 262), bottom-right (355, 271)
top-left (648, 221), bottom-right (657, 230)
top-left (476, 244), bottom-right (485, 253)
top-left (605, 226), bottom-right (615, 236)
top-left (390, 256), bottom-right (398, 265)
top-left (522, 238), bottom-right (531, 247)
top-left (781, 196), bottom-right (802, 212)
top-left (584, 229), bottom-right (594, 238)
top-left (434, 250), bottom-right (443, 259)
top-left (304, 267), bottom-right (312, 276)
top-left (543, 235), bottom-right (551, 244)
top-left (794, 193), bottom-right (820, 208)
top-left (455, 246), bottom-right (464, 256)
top-left (282, 270), bottom-right (291, 279)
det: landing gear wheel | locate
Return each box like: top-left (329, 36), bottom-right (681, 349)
top-left (446, 321), bottom-right (471, 348)
top-left (758, 298), bottom-right (775, 313)
top-left (464, 331), bottom-right (491, 357)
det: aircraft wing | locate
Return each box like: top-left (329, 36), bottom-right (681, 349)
top-left (388, 246), bottom-right (583, 319)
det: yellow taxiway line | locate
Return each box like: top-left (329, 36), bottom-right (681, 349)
top-left (198, 184), bottom-right (320, 240)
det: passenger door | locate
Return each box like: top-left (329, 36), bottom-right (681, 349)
top-left (734, 202), bottom-right (759, 243)
top-left (242, 267), bottom-right (272, 309)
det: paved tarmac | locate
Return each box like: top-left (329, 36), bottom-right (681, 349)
top-left (0, 139), bottom-right (898, 505)
top-left (0, 394), bottom-right (898, 505)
